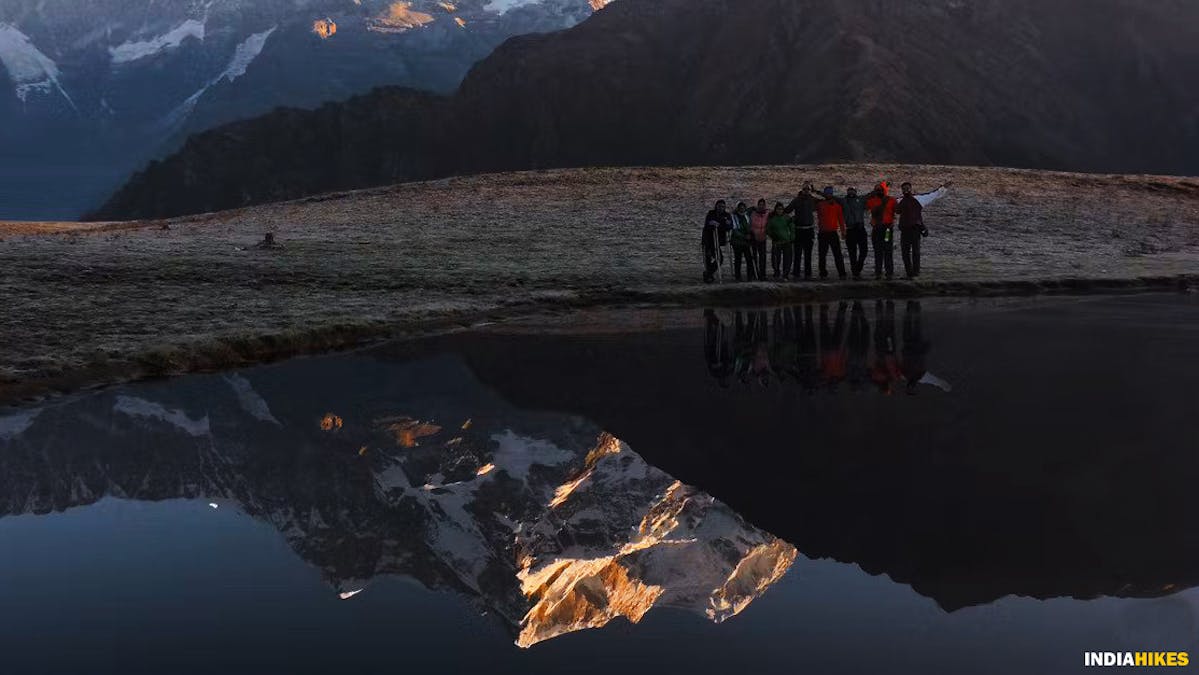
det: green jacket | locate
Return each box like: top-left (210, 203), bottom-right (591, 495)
top-left (766, 214), bottom-right (794, 244)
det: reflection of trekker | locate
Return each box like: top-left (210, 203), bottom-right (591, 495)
top-left (897, 181), bottom-right (951, 278)
top-left (702, 200), bottom-right (731, 283)
top-left (796, 304), bottom-right (820, 394)
top-left (749, 199), bottom-right (770, 283)
top-left (704, 309), bottom-right (733, 387)
top-left (816, 187), bottom-right (847, 280)
top-left (785, 183), bottom-right (824, 280)
top-left (864, 183), bottom-right (897, 280)
top-left (900, 300), bottom-right (929, 394)
top-left (870, 299), bottom-right (902, 394)
top-left (898, 300), bottom-right (952, 394)
top-left (770, 308), bottom-right (798, 383)
top-left (729, 202), bottom-right (756, 281)
top-left (841, 187), bottom-right (870, 280)
top-left (819, 302), bottom-right (848, 391)
top-left (847, 300), bottom-right (870, 392)
top-left (733, 311), bottom-right (772, 385)
top-left (750, 310), bottom-right (772, 386)
top-left (733, 311), bottom-right (755, 384)
top-left (767, 202), bottom-right (794, 280)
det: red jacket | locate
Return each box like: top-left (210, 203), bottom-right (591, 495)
top-left (817, 201), bottom-right (845, 233)
top-left (749, 209), bottom-right (769, 242)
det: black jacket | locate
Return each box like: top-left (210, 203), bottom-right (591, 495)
top-left (705, 209), bottom-right (733, 245)
top-left (784, 194), bottom-right (819, 228)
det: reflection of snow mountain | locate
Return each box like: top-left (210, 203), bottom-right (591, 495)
top-left (0, 0), bottom-right (608, 218)
top-left (0, 352), bottom-right (793, 647)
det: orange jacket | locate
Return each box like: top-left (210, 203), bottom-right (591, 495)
top-left (817, 200), bottom-right (845, 233)
top-left (822, 348), bottom-right (848, 380)
top-left (864, 183), bottom-right (897, 226)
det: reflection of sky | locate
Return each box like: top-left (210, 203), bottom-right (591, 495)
top-left (1, 498), bottom-right (1194, 675)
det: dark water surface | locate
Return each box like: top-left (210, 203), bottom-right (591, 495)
top-left (1, 294), bottom-right (1197, 675)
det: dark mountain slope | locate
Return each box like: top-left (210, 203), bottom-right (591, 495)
top-left (91, 0), bottom-right (1199, 220)
top-left (449, 0), bottom-right (1199, 171)
top-left (94, 88), bottom-right (444, 219)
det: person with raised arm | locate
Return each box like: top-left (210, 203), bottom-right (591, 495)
top-left (896, 181), bottom-right (952, 278)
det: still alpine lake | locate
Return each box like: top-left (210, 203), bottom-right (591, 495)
top-left (1, 293), bottom-right (1196, 675)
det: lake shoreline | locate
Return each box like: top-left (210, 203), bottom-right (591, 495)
top-left (2, 277), bottom-right (1193, 409)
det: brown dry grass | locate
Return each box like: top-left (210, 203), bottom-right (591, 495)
top-left (2, 164), bottom-right (1197, 404)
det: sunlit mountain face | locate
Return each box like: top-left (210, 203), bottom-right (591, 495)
top-left (0, 348), bottom-right (795, 648)
top-left (0, 0), bottom-right (608, 219)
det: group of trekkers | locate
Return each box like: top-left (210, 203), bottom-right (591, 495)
top-left (704, 300), bottom-right (951, 395)
top-left (701, 180), bottom-right (952, 283)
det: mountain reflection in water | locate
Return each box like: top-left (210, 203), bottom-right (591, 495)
top-left (2, 294), bottom-right (1199, 673)
top-left (0, 354), bottom-right (796, 648)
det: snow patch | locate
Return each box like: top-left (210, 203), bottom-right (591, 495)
top-left (490, 430), bottom-right (574, 481)
top-left (483, 0), bottom-right (548, 14)
top-left (109, 19), bottom-right (205, 65)
top-left (113, 395), bottom-right (210, 437)
top-left (224, 373), bottom-right (280, 425)
top-left (483, 0), bottom-right (607, 14)
top-left (0, 23), bottom-right (74, 107)
top-left (221, 27), bottom-right (275, 83)
top-left (161, 26), bottom-right (276, 128)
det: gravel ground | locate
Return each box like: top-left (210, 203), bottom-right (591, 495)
top-left (2, 164), bottom-right (1197, 404)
